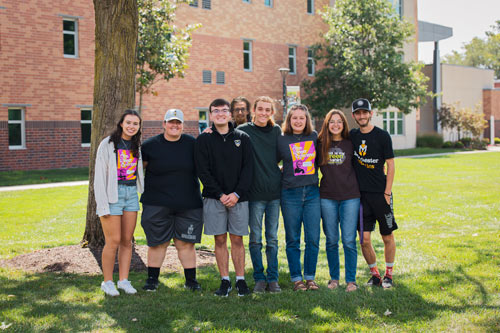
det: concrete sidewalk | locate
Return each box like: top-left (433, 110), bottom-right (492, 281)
top-left (0, 146), bottom-right (498, 192)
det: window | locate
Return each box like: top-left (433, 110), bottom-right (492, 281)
top-left (243, 0), bottom-right (250, 3)
top-left (8, 108), bottom-right (25, 149)
top-left (216, 71), bottom-right (225, 85)
top-left (81, 109), bottom-right (92, 147)
top-left (189, 0), bottom-right (198, 6)
top-left (265, 0), bottom-right (273, 7)
top-left (388, 0), bottom-right (402, 18)
top-left (202, 0), bottom-right (211, 9)
top-left (63, 19), bottom-right (78, 57)
top-left (307, 48), bottom-right (314, 76)
top-left (243, 40), bottom-right (252, 71)
top-left (199, 110), bottom-right (209, 133)
top-left (382, 111), bottom-right (404, 135)
top-left (202, 70), bottom-right (212, 84)
top-left (288, 46), bottom-right (296, 75)
top-left (307, 0), bottom-right (314, 14)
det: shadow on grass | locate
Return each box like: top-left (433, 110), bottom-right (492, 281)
top-left (1, 262), bottom-right (499, 331)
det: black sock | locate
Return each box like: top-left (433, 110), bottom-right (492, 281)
top-left (184, 267), bottom-right (196, 283)
top-left (148, 267), bottom-right (160, 280)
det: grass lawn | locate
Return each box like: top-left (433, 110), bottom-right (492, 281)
top-left (1, 152), bottom-right (499, 331)
top-left (393, 147), bottom-right (467, 157)
top-left (0, 167), bottom-right (89, 186)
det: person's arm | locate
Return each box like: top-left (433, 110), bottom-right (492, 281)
top-left (194, 135), bottom-right (224, 198)
top-left (384, 158), bottom-right (395, 205)
top-left (233, 134), bottom-right (254, 202)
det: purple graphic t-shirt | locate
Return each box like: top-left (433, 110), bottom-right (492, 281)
top-left (116, 139), bottom-right (137, 185)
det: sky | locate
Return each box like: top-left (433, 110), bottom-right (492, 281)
top-left (417, 0), bottom-right (500, 64)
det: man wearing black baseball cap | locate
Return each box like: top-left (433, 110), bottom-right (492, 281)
top-left (350, 98), bottom-right (397, 289)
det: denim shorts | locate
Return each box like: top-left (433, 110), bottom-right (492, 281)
top-left (109, 184), bottom-right (140, 215)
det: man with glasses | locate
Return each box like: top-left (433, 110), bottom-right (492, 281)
top-left (195, 98), bottom-right (254, 297)
top-left (230, 96), bottom-right (251, 127)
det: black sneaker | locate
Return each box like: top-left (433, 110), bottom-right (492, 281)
top-left (235, 280), bottom-right (251, 296)
top-left (143, 277), bottom-right (159, 291)
top-left (184, 279), bottom-right (202, 291)
top-left (214, 279), bottom-right (232, 297)
top-left (382, 276), bottom-right (393, 289)
top-left (366, 275), bottom-right (382, 286)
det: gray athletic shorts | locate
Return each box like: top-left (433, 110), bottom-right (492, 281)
top-left (141, 204), bottom-right (203, 246)
top-left (202, 198), bottom-right (249, 236)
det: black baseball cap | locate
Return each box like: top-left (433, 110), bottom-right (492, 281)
top-left (352, 98), bottom-right (372, 113)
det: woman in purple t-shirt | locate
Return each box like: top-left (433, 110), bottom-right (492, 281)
top-left (317, 109), bottom-right (360, 292)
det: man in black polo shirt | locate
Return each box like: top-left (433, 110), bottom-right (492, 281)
top-left (350, 98), bottom-right (397, 289)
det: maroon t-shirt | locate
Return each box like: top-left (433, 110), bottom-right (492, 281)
top-left (318, 139), bottom-right (360, 201)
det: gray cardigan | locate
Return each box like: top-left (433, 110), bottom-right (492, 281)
top-left (94, 136), bottom-right (144, 217)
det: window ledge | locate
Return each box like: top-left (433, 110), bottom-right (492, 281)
top-left (9, 146), bottom-right (26, 150)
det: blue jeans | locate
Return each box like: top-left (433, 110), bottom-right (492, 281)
top-left (281, 185), bottom-right (321, 282)
top-left (320, 198), bottom-right (360, 283)
top-left (248, 199), bottom-right (280, 282)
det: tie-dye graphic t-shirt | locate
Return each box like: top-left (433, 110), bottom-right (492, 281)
top-left (278, 131), bottom-right (319, 189)
top-left (116, 139), bottom-right (137, 186)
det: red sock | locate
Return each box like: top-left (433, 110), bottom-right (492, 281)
top-left (385, 263), bottom-right (394, 279)
top-left (369, 265), bottom-right (380, 278)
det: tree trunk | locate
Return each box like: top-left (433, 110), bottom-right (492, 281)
top-left (82, 0), bottom-right (138, 248)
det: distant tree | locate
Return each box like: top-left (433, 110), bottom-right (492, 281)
top-left (438, 103), bottom-right (487, 140)
top-left (136, 0), bottom-right (200, 112)
top-left (302, 0), bottom-right (430, 117)
top-left (83, 0), bottom-right (138, 247)
top-left (443, 20), bottom-right (500, 79)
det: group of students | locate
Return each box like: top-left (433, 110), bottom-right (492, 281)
top-left (94, 96), bottom-right (397, 297)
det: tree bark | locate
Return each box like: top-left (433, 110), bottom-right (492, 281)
top-left (82, 0), bottom-right (138, 248)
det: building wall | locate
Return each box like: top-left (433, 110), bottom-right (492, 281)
top-left (0, 0), bottom-right (95, 171)
top-left (483, 89), bottom-right (500, 139)
top-left (1, 0), bottom-right (418, 170)
top-left (419, 64), bottom-right (495, 141)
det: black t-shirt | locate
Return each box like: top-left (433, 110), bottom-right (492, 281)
top-left (140, 134), bottom-right (202, 210)
top-left (116, 139), bottom-right (137, 186)
top-left (350, 126), bottom-right (394, 193)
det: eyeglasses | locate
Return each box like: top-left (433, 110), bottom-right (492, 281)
top-left (233, 108), bottom-right (247, 113)
top-left (211, 108), bottom-right (230, 114)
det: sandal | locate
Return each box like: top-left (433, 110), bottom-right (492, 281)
top-left (346, 282), bottom-right (358, 292)
top-left (327, 280), bottom-right (340, 290)
top-left (293, 280), bottom-right (307, 291)
top-left (306, 280), bottom-right (319, 291)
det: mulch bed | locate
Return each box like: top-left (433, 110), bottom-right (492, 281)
top-left (0, 244), bottom-right (216, 275)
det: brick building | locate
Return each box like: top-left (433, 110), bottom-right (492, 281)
top-left (0, 0), bottom-right (417, 171)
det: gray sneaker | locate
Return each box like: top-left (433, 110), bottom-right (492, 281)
top-left (253, 280), bottom-right (267, 293)
top-left (267, 281), bottom-right (281, 293)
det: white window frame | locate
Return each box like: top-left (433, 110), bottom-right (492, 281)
top-left (288, 46), bottom-right (297, 75)
top-left (202, 0), bottom-right (211, 10)
top-left (382, 111), bottom-right (404, 136)
top-left (63, 18), bottom-right (78, 58)
top-left (243, 40), bottom-right (253, 72)
top-left (264, 0), bottom-right (273, 7)
top-left (307, 0), bottom-right (314, 14)
top-left (80, 109), bottom-right (92, 147)
top-left (8, 108), bottom-right (26, 150)
top-left (198, 109), bottom-right (209, 134)
top-left (307, 48), bottom-right (315, 76)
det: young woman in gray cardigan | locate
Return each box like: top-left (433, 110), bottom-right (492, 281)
top-left (94, 109), bottom-right (144, 296)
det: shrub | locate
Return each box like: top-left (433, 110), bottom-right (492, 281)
top-left (416, 134), bottom-right (444, 148)
top-left (495, 137), bottom-right (500, 145)
top-left (442, 141), bottom-right (454, 148)
top-left (460, 137), bottom-right (473, 148)
top-left (471, 138), bottom-right (488, 150)
top-left (454, 141), bottom-right (465, 149)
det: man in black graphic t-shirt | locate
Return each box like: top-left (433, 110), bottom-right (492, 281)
top-left (350, 98), bottom-right (397, 289)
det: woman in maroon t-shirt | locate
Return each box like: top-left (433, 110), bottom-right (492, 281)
top-left (317, 109), bottom-right (360, 292)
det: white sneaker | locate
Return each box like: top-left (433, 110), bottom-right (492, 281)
top-left (101, 280), bottom-right (120, 296)
top-left (117, 279), bottom-right (137, 294)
